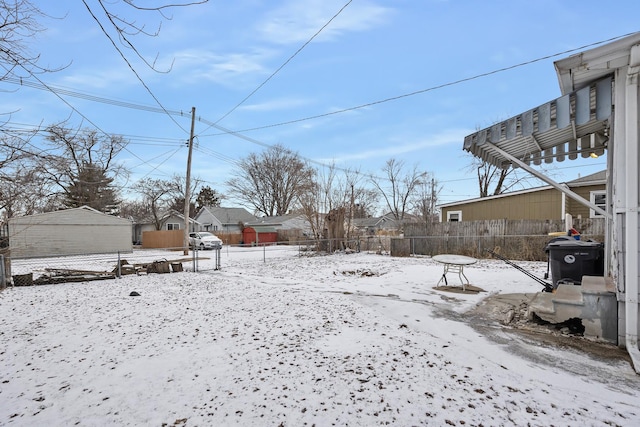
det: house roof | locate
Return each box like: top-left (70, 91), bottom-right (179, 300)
top-left (567, 169), bottom-right (607, 186)
top-left (246, 213), bottom-right (306, 227)
top-left (353, 217), bottom-right (384, 228)
top-left (352, 214), bottom-right (414, 229)
top-left (555, 32), bottom-right (640, 93)
top-left (202, 206), bottom-right (257, 225)
top-left (161, 210), bottom-right (200, 224)
top-left (8, 205), bottom-right (133, 225)
top-left (438, 170), bottom-right (606, 208)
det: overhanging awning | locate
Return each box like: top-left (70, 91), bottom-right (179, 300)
top-left (463, 75), bottom-right (613, 169)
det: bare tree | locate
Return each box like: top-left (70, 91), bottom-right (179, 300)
top-left (82, 0), bottom-right (208, 72)
top-left (353, 188), bottom-right (379, 219)
top-left (297, 165), bottom-right (336, 245)
top-left (43, 124), bottom-right (128, 212)
top-left (331, 168), bottom-right (373, 243)
top-left (131, 177), bottom-right (173, 230)
top-left (412, 174), bottom-right (441, 228)
top-left (371, 158), bottom-right (426, 221)
top-left (0, 166), bottom-right (51, 221)
top-left (298, 165), bottom-right (378, 249)
top-left (119, 199), bottom-right (152, 222)
top-left (165, 173), bottom-right (202, 218)
top-left (0, 128), bottom-right (62, 218)
top-left (470, 155), bottom-right (512, 197)
top-left (0, 0), bottom-right (50, 80)
top-left (226, 144), bottom-right (315, 217)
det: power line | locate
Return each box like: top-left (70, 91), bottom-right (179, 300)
top-left (1, 121), bottom-right (187, 146)
top-left (207, 0), bottom-right (353, 128)
top-left (80, 0), bottom-right (189, 134)
top-left (3, 29), bottom-right (628, 189)
top-left (204, 31), bottom-right (640, 135)
top-left (5, 31), bottom-right (636, 141)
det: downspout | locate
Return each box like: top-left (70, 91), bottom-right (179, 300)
top-left (624, 48), bottom-right (640, 372)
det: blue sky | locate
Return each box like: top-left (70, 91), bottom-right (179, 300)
top-left (2, 0), bottom-right (637, 210)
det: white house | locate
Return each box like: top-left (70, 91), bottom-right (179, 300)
top-left (132, 210), bottom-right (200, 245)
top-left (194, 206), bottom-right (257, 233)
top-left (8, 206), bottom-right (132, 258)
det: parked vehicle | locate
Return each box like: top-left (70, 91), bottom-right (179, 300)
top-left (189, 232), bottom-right (223, 250)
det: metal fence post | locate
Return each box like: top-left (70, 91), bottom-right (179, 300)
top-left (0, 254), bottom-right (5, 289)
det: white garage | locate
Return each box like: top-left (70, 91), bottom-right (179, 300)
top-left (8, 206), bottom-right (133, 258)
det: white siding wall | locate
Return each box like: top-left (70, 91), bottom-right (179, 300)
top-left (194, 209), bottom-right (223, 231)
top-left (9, 207), bottom-right (133, 258)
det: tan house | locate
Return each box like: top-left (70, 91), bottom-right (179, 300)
top-left (438, 170), bottom-right (605, 222)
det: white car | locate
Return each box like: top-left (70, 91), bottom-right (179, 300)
top-left (189, 232), bottom-right (223, 250)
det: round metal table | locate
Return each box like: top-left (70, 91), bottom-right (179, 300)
top-left (432, 254), bottom-right (477, 291)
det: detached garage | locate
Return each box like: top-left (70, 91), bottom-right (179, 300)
top-left (8, 206), bottom-right (133, 258)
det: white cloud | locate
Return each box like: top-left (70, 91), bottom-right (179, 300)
top-left (321, 128), bottom-right (472, 163)
top-left (239, 97), bottom-right (314, 112)
top-left (167, 48), bottom-right (276, 87)
top-left (258, 0), bottom-right (393, 45)
top-left (57, 67), bottom-right (134, 91)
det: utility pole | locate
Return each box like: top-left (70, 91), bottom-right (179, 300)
top-left (183, 106), bottom-right (196, 255)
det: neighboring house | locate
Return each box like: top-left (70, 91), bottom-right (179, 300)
top-left (246, 214), bottom-right (313, 235)
top-left (8, 206), bottom-right (132, 258)
top-left (353, 212), bottom-right (420, 235)
top-left (438, 170), bottom-right (606, 222)
top-left (132, 210), bottom-right (200, 245)
top-left (193, 206), bottom-right (257, 234)
top-left (242, 213), bottom-right (314, 243)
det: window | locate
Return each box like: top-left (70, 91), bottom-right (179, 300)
top-left (447, 210), bottom-right (462, 222)
top-left (590, 191), bottom-right (606, 218)
top-left (167, 223), bottom-right (180, 230)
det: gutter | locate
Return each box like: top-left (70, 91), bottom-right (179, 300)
top-left (624, 54), bottom-right (640, 373)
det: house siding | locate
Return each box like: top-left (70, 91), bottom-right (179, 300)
top-left (194, 207), bottom-right (257, 233)
top-left (441, 188), bottom-right (562, 221)
top-left (567, 184), bottom-right (604, 219)
top-left (8, 207), bottom-right (132, 258)
top-left (194, 209), bottom-right (224, 231)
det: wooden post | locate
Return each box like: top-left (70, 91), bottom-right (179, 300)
top-left (183, 107), bottom-right (196, 255)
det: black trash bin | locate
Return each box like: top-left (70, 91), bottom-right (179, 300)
top-left (545, 239), bottom-right (604, 288)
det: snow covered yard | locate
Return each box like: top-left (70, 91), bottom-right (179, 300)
top-left (1, 247), bottom-right (639, 426)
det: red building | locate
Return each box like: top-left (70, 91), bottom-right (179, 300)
top-left (242, 226), bottom-right (278, 245)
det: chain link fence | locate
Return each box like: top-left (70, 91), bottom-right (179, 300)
top-left (0, 239), bottom-right (370, 287)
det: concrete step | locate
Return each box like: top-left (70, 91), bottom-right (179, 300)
top-left (528, 276), bottom-right (617, 344)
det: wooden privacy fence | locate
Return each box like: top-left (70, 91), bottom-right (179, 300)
top-left (399, 218), bottom-right (605, 261)
top-left (142, 230), bottom-right (184, 249)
